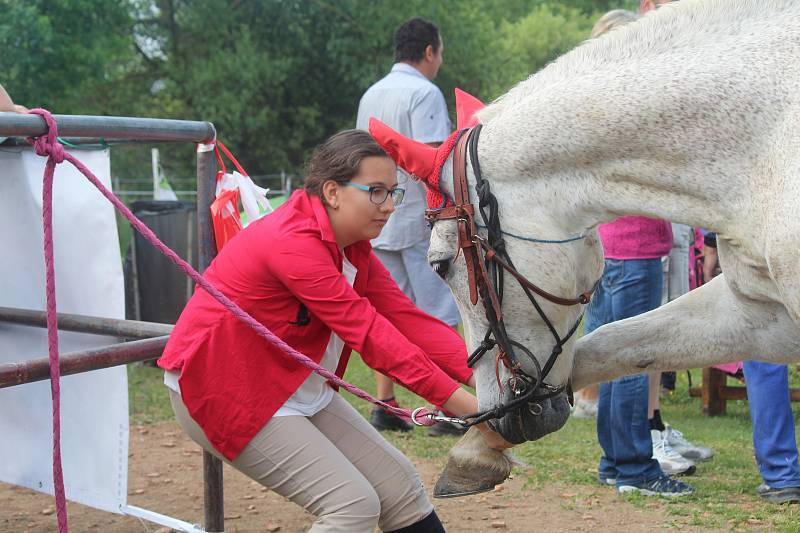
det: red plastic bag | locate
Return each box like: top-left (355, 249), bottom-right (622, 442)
top-left (210, 187), bottom-right (242, 250)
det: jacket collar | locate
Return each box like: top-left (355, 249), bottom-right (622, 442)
top-left (291, 190), bottom-right (372, 260)
top-left (305, 190), bottom-right (337, 244)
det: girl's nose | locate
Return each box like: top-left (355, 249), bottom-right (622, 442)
top-left (381, 198), bottom-right (396, 214)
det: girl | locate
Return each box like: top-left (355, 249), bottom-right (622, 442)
top-left (159, 129), bottom-right (508, 532)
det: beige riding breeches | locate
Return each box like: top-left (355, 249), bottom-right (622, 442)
top-left (170, 390), bottom-right (433, 532)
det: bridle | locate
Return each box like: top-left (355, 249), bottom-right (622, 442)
top-left (424, 124), bottom-right (599, 427)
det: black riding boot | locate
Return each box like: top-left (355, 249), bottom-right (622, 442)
top-left (385, 510), bottom-right (446, 533)
top-left (661, 371), bottom-right (676, 392)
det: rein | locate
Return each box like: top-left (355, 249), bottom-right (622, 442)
top-left (425, 124), bottom-right (598, 427)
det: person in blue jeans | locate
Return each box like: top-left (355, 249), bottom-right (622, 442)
top-left (744, 363), bottom-right (800, 503)
top-left (584, 4), bottom-right (693, 497)
top-left (704, 233), bottom-right (800, 504)
top-left (586, 258), bottom-right (694, 497)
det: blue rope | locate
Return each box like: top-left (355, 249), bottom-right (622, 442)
top-left (476, 224), bottom-right (585, 244)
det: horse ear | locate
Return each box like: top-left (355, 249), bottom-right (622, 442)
top-left (455, 88), bottom-right (485, 129)
top-left (368, 117), bottom-right (438, 181)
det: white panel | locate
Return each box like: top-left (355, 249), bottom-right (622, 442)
top-left (0, 146), bottom-right (128, 514)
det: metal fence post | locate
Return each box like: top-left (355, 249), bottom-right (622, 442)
top-left (196, 143), bottom-right (225, 532)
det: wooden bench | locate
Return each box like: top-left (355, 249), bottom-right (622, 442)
top-left (688, 367), bottom-right (800, 416)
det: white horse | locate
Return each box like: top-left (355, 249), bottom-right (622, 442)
top-left (371, 0), bottom-right (800, 495)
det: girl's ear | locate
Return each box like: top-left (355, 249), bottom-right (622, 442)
top-left (322, 180), bottom-right (339, 209)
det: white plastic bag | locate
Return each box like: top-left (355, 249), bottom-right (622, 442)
top-left (215, 170), bottom-right (273, 226)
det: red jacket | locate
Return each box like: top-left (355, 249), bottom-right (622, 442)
top-left (158, 190), bottom-right (472, 459)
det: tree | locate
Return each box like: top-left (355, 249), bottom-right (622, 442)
top-left (486, 3), bottom-right (597, 99)
top-left (1, 0), bottom-right (637, 180)
top-left (0, 0), bottom-right (142, 115)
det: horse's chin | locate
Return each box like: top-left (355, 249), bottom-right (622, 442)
top-left (487, 391), bottom-right (572, 444)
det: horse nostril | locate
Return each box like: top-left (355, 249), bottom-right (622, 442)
top-left (431, 260), bottom-right (450, 279)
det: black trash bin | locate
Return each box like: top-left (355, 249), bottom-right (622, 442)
top-left (124, 200), bottom-right (198, 325)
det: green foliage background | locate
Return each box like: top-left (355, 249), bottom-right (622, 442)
top-left (0, 0), bottom-right (636, 180)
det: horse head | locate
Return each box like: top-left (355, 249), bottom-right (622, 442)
top-left (370, 89), bottom-right (604, 446)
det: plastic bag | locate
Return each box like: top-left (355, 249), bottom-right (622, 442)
top-left (215, 171), bottom-right (272, 227)
top-left (209, 141), bottom-right (273, 250)
top-left (209, 187), bottom-right (242, 250)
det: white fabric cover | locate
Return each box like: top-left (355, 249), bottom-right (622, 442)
top-left (0, 146), bottom-right (128, 514)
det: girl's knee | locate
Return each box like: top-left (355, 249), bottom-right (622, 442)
top-left (316, 489), bottom-right (381, 532)
top-left (351, 488), bottom-right (382, 520)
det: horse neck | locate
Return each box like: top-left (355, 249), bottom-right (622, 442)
top-left (475, 1), bottom-right (797, 239)
top-left (476, 111), bottom-right (741, 239)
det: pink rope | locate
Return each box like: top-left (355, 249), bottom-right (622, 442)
top-left (28, 109), bottom-right (69, 533)
top-left (27, 108), bottom-right (437, 532)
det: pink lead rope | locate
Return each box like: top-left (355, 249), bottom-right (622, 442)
top-left (26, 109), bottom-right (438, 533)
top-left (29, 109), bottom-right (69, 533)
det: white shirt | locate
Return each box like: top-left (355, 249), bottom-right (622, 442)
top-left (356, 63), bottom-right (451, 251)
top-left (272, 255), bottom-right (358, 417)
top-left (166, 256), bottom-right (358, 419)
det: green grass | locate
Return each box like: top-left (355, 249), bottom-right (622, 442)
top-left (128, 362), bottom-right (800, 531)
top-left (128, 362), bottom-right (174, 424)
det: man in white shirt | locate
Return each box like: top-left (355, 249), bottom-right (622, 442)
top-left (356, 17), bottom-right (462, 434)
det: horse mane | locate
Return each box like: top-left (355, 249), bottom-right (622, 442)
top-left (478, 0), bottom-right (795, 124)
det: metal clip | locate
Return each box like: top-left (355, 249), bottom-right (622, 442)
top-left (411, 407), bottom-right (467, 426)
top-left (432, 413), bottom-right (468, 426)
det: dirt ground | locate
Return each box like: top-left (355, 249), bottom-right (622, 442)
top-left (1, 421), bottom-right (720, 533)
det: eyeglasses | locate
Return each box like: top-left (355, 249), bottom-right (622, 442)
top-left (344, 182), bottom-right (405, 206)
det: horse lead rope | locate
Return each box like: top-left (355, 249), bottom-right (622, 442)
top-left (25, 109), bottom-right (439, 533)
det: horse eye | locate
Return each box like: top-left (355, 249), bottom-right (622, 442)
top-left (431, 259), bottom-right (450, 279)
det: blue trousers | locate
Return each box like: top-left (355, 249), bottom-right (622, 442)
top-left (743, 361), bottom-right (800, 488)
top-left (585, 259), bottom-right (663, 483)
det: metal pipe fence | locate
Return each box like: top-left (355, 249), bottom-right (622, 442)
top-left (0, 112), bottom-right (225, 532)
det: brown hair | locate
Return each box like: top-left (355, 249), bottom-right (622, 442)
top-left (591, 9), bottom-right (638, 39)
top-left (304, 129), bottom-right (388, 199)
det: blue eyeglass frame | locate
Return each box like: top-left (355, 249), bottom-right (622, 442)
top-left (344, 181), bottom-right (405, 206)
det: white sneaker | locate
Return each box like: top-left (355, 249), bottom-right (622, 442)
top-left (663, 425), bottom-right (714, 462)
top-left (651, 429), bottom-right (696, 476)
top-left (572, 398), bottom-right (598, 418)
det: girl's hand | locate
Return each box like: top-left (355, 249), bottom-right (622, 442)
top-left (440, 387), bottom-right (514, 450)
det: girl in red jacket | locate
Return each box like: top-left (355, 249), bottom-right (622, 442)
top-left (159, 129), bottom-right (507, 532)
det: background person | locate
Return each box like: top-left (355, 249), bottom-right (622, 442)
top-left (649, 223), bottom-right (714, 463)
top-left (584, 8), bottom-right (694, 498)
top-left (356, 17), bottom-right (463, 436)
top-left (703, 232), bottom-right (800, 504)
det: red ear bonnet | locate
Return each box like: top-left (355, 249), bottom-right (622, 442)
top-left (368, 118), bottom-right (438, 180)
top-left (368, 89), bottom-right (486, 209)
top-left (455, 88), bottom-right (485, 129)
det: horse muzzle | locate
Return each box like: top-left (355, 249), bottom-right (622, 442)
top-left (487, 390), bottom-right (572, 444)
